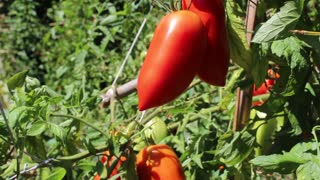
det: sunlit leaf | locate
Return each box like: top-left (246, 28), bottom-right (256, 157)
top-left (6, 70), bottom-right (29, 92)
top-left (251, 153), bottom-right (308, 173)
top-left (297, 157), bottom-right (320, 179)
top-left (27, 121), bottom-right (47, 136)
top-left (252, 1), bottom-right (305, 43)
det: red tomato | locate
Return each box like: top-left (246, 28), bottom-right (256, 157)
top-left (94, 151), bottom-right (126, 180)
top-left (252, 79), bottom-right (275, 106)
top-left (137, 10), bottom-right (206, 110)
top-left (182, 0), bottom-right (230, 86)
top-left (136, 144), bottom-right (185, 180)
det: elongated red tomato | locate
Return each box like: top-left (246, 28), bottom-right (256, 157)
top-left (182, 0), bottom-right (230, 86)
top-left (137, 10), bottom-right (206, 111)
top-left (136, 144), bottom-right (185, 180)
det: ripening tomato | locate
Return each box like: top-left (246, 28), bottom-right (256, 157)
top-left (136, 144), bottom-right (185, 180)
top-left (182, 0), bottom-right (230, 86)
top-left (137, 10), bottom-right (206, 111)
top-left (94, 151), bottom-right (126, 180)
top-left (252, 79), bottom-right (275, 106)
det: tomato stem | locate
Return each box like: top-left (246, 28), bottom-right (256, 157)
top-left (311, 126), bottom-right (320, 157)
top-left (289, 30), bottom-right (320, 36)
top-left (52, 145), bottom-right (109, 165)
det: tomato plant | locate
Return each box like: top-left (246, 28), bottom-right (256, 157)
top-left (182, 0), bottom-right (230, 86)
top-left (137, 10), bottom-right (206, 110)
top-left (1, 0), bottom-right (320, 179)
top-left (136, 144), bottom-right (185, 180)
top-left (94, 151), bottom-right (126, 180)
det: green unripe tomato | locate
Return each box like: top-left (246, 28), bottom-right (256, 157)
top-left (144, 117), bottom-right (168, 144)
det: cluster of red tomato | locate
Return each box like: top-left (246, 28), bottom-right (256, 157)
top-left (94, 144), bottom-right (184, 180)
top-left (137, 0), bottom-right (230, 111)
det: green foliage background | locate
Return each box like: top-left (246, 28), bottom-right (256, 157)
top-left (0, 0), bottom-right (320, 179)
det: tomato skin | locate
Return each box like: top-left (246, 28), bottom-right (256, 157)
top-left (252, 79), bottom-right (275, 106)
top-left (136, 144), bottom-right (185, 180)
top-left (182, 0), bottom-right (230, 86)
top-left (94, 151), bottom-right (126, 180)
top-left (137, 10), bottom-right (206, 111)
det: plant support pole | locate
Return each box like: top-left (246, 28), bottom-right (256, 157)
top-left (233, 0), bottom-right (257, 131)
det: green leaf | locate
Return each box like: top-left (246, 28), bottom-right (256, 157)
top-left (251, 152), bottom-right (308, 174)
top-left (26, 136), bottom-right (47, 160)
top-left (297, 157), bottom-right (320, 179)
top-left (216, 131), bottom-right (255, 167)
top-left (252, 1), bottom-right (305, 43)
top-left (27, 121), bottom-right (47, 136)
top-left (96, 160), bottom-right (108, 179)
top-left (191, 153), bottom-right (204, 169)
top-left (226, 0), bottom-right (253, 73)
top-left (123, 150), bottom-right (138, 180)
top-left (8, 106), bottom-right (33, 128)
top-left (77, 160), bottom-right (96, 172)
top-left (6, 70), bottom-right (29, 92)
top-left (290, 142), bottom-right (319, 154)
top-left (47, 167), bottom-right (66, 180)
top-left (251, 44), bottom-right (269, 86)
top-left (83, 137), bottom-right (97, 154)
top-left (48, 122), bottom-right (66, 143)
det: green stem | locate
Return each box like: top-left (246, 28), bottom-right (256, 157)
top-left (252, 93), bottom-right (270, 103)
top-left (0, 101), bottom-right (15, 142)
top-left (52, 145), bottom-right (109, 165)
top-left (50, 113), bottom-right (109, 138)
top-left (312, 126), bottom-right (320, 157)
top-left (290, 30), bottom-right (320, 36)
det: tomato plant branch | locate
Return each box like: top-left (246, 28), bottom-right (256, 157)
top-left (9, 158), bottom-right (54, 180)
top-left (233, 0), bottom-right (257, 131)
top-left (52, 145), bottom-right (109, 165)
top-left (50, 113), bottom-right (110, 138)
top-left (101, 67), bottom-right (237, 108)
top-left (289, 30), bottom-right (320, 36)
top-left (0, 101), bottom-right (15, 142)
top-left (110, 86), bottom-right (117, 122)
top-left (101, 79), bottom-right (137, 108)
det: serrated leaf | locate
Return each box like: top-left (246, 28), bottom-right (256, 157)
top-left (191, 153), bottom-right (204, 169)
top-left (252, 1), bottom-right (305, 43)
top-left (290, 142), bottom-right (319, 154)
top-left (226, 0), bottom-right (253, 72)
top-left (6, 70), bottom-right (29, 92)
top-left (250, 152), bottom-right (308, 173)
top-left (216, 131), bottom-right (255, 167)
top-left (297, 157), bottom-right (320, 179)
top-left (8, 106), bottom-right (33, 128)
top-left (48, 122), bottom-right (66, 143)
top-left (27, 121), bottom-right (47, 136)
top-left (47, 167), bottom-right (66, 180)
